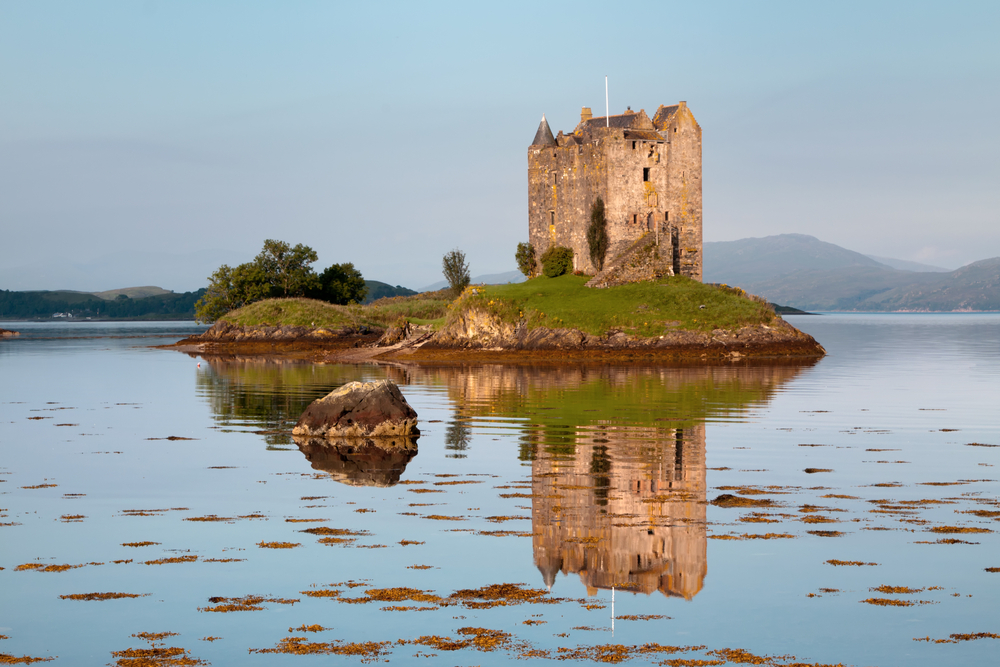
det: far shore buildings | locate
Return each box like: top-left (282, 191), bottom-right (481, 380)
top-left (528, 103), bottom-right (703, 279)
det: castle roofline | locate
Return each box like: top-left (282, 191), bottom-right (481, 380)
top-left (575, 108), bottom-right (654, 133)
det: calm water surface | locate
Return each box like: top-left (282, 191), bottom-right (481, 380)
top-left (1, 315), bottom-right (998, 666)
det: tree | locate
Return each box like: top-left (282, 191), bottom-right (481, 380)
top-left (442, 248), bottom-right (470, 296)
top-left (313, 262), bottom-right (367, 305)
top-left (194, 262), bottom-right (271, 323)
top-left (254, 239), bottom-right (319, 298)
top-left (586, 197), bottom-right (610, 271)
top-left (541, 245), bottom-right (574, 278)
top-left (515, 242), bottom-right (536, 278)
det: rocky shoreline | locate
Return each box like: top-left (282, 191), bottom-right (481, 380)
top-left (166, 313), bottom-right (824, 363)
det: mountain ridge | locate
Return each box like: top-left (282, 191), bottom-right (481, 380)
top-left (704, 235), bottom-right (999, 311)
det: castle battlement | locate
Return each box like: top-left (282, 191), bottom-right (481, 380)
top-left (528, 102), bottom-right (702, 279)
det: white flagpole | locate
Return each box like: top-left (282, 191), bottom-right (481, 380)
top-left (605, 76), bottom-right (609, 127)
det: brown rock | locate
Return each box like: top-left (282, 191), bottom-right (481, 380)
top-left (0, 328), bottom-right (20, 338)
top-left (292, 380), bottom-right (419, 438)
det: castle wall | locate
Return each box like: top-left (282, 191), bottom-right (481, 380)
top-left (528, 104), bottom-right (702, 280)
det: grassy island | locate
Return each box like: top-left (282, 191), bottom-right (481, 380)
top-left (448, 274), bottom-right (777, 336)
top-left (217, 290), bottom-right (451, 329)
top-left (214, 275), bottom-right (776, 336)
top-left (180, 274), bottom-right (823, 360)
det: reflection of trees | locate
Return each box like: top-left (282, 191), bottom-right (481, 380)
top-left (444, 420), bottom-right (472, 459)
top-left (195, 356), bottom-right (393, 447)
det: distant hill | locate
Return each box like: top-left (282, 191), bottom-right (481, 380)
top-left (363, 281), bottom-right (418, 304)
top-left (704, 234), bottom-right (999, 311)
top-left (420, 270), bottom-right (525, 292)
top-left (91, 286), bottom-right (174, 300)
top-left (863, 255), bottom-right (950, 273)
top-left (0, 288), bottom-right (205, 320)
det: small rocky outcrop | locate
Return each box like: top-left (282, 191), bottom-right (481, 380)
top-left (194, 320), bottom-right (376, 342)
top-left (0, 328), bottom-right (20, 338)
top-left (292, 380), bottom-right (419, 438)
top-left (375, 318), bottom-right (410, 347)
top-left (293, 436), bottom-right (417, 487)
top-left (586, 233), bottom-right (674, 289)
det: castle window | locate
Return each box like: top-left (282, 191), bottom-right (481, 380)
top-left (664, 211), bottom-right (669, 222)
top-left (552, 172), bottom-right (557, 184)
top-left (632, 141), bottom-right (636, 150)
top-left (643, 167), bottom-right (650, 182)
top-left (633, 214), bottom-right (637, 225)
top-left (550, 211), bottom-right (555, 225)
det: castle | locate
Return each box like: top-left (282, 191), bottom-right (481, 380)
top-left (527, 102), bottom-right (702, 280)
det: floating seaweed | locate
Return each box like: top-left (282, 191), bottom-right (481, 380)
top-left (59, 593), bottom-right (148, 601)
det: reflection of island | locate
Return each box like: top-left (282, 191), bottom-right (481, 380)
top-left (531, 424), bottom-right (706, 600)
top-left (194, 357), bottom-right (394, 447)
top-left (293, 436), bottom-right (418, 487)
top-left (404, 362), bottom-right (815, 601)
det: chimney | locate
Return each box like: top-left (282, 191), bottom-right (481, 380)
top-left (580, 107), bottom-right (592, 123)
top-left (678, 101), bottom-right (687, 109)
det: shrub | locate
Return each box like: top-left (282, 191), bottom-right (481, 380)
top-left (442, 248), bottom-right (471, 296)
top-left (313, 262), bottom-right (366, 305)
top-left (586, 197), bottom-right (609, 271)
top-left (515, 242), bottom-right (536, 278)
top-left (541, 246), bottom-right (574, 278)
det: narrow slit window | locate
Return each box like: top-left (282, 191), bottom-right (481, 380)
top-left (664, 211), bottom-right (669, 222)
top-left (550, 211), bottom-right (555, 225)
top-left (632, 214), bottom-right (637, 225)
top-left (632, 141), bottom-right (636, 150)
top-left (643, 167), bottom-right (650, 182)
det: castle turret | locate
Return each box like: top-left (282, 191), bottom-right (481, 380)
top-left (531, 114), bottom-right (556, 146)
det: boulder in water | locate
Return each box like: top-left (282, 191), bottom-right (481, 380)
top-left (292, 379), bottom-right (419, 438)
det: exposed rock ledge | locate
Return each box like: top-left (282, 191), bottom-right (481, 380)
top-left (166, 312), bottom-right (823, 362)
top-left (1, 328), bottom-right (20, 338)
top-left (190, 320), bottom-right (380, 342)
top-left (413, 308), bottom-right (824, 359)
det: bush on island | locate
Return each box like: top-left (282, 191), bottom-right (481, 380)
top-left (541, 246), bottom-right (574, 278)
top-left (515, 242), bottom-right (537, 278)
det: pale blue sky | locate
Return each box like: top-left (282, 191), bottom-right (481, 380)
top-left (1, 1), bottom-right (998, 291)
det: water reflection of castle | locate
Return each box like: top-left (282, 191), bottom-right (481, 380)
top-left (402, 362), bottom-right (812, 601)
top-left (531, 424), bottom-right (706, 600)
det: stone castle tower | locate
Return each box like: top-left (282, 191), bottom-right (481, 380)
top-left (528, 103), bottom-right (702, 279)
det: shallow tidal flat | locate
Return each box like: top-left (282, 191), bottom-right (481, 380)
top-left (1, 315), bottom-right (999, 666)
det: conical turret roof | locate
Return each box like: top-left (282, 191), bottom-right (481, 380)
top-left (531, 114), bottom-right (556, 146)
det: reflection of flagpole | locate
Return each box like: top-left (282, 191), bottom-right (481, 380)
top-left (611, 586), bottom-right (615, 637)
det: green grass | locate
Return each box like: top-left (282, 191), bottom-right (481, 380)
top-left (219, 279), bottom-right (773, 336)
top-left (450, 274), bottom-right (776, 336)
top-left (221, 298), bottom-right (359, 328)
top-left (220, 292), bottom-right (451, 330)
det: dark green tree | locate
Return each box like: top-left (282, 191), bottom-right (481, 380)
top-left (541, 245), bottom-right (574, 278)
top-left (442, 248), bottom-right (471, 296)
top-left (313, 262), bottom-right (367, 305)
top-left (586, 197), bottom-right (609, 271)
top-left (515, 241), bottom-right (536, 278)
top-left (194, 262), bottom-right (271, 323)
top-left (254, 239), bottom-right (319, 297)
